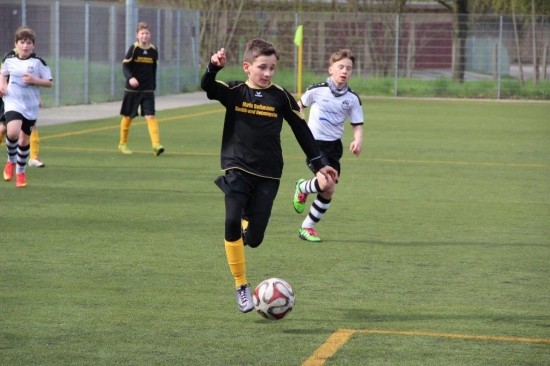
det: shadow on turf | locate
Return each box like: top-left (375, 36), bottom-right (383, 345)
top-left (282, 328), bottom-right (337, 334)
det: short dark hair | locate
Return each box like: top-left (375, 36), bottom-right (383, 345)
top-left (14, 26), bottom-right (35, 44)
top-left (243, 38), bottom-right (279, 64)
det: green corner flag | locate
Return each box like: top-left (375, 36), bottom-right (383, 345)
top-left (294, 25), bottom-right (303, 47)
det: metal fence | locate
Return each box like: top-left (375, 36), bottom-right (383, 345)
top-left (0, 0), bottom-right (200, 107)
top-left (1, 0), bottom-right (549, 105)
top-left (202, 11), bottom-right (550, 100)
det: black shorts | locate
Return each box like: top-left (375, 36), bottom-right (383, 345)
top-left (307, 140), bottom-right (343, 176)
top-left (4, 111), bottom-right (36, 136)
top-left (120, 91), bottom-right (155, 118)
top-left (214, 169), bottom-right (280, 246)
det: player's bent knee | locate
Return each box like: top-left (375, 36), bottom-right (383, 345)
top-left (247, 240), bottom-right (262, 248)
top-left (246, 233), bottom-right (265, 248)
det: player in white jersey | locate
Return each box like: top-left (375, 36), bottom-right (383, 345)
top-left (0, 48), bottom-right (46, 168)
top-left (292, 49), bottom-right (364, 242)
top-left (0, 26), bottom-right (53, 187)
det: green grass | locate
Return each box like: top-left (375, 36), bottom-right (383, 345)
top-left (1, 99), bottom-right (549, 365)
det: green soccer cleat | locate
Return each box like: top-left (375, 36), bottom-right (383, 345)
top-left (153, 144), bottom-right (165, 156)
top-left (293, 179), bottom-right (308, 213)
top-left (298, 227), bottom-right (322, 242)
top-left (118, 144), bottom-right (132, 154)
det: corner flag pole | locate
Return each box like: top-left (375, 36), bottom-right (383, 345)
top-left (294, 25), bottom-right (303, 97)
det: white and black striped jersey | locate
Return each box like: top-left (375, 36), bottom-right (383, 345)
top-left (1, 51), bottom-right (52, 120)
top-left (300, 82), bottom-right (363, 142)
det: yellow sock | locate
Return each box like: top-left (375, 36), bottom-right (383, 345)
top-left (146, 117), bottom-right (160, 147)
top-left (224, 239), bottom-right (247, 287)
top-left (30, 128), bottom-right (39, 159)
top-left (0, 132), bottom-right (5, 145)
top-left (119, 116), bottom-right (132, 145)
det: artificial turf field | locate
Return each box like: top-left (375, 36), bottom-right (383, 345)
top-left (1, 98), bottom-right (549, 365)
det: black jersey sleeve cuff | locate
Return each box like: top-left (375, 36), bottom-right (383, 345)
top-left (309, 156), bottom-right (325, 173)
top-left (206, 63), bottom-right (223, 73)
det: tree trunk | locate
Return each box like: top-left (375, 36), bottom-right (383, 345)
top-left (531, 0), bottom-right (539, 83)
top-left (406, 20), bottom-right (416, 79)
top-left (543, 44), bottom-right (549, 80)
top-left (512, 3), bottom-right (524, 85)
top-left (224, 0), bottom-right (244, 51)
top-left (451, 0), bottom-right (468, 83)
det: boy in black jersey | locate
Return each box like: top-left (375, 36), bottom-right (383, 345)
top-left (118, 22), bottom-right (164, 156)
top-left (201, 38), bottom-right (338, 313)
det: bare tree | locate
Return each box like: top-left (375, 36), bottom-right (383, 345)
top-left (530, 0), bottom-right (539, 83)
top-left (359, 0), bottom-right (409, 77)
top-left (478, 0), bottom-right (550, 83)
top-left (480, 0), bottom-right (526, 83)
top-left (512, 1), bottom-right (525, 84)
top-left (436, 0), bottom-right (469, 83)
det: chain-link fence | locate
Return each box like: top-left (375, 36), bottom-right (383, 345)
top-left (0, 0), bottom-right (200, 107)
top-left (1, 0), bottom-right (549, 105)
top-left (202, 11), bottom-right (550, 100)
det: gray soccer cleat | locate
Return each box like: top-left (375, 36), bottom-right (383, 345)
top-left (236, 284), bottom-right (254, 313)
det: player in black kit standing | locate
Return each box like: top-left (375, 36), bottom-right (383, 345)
top-left (201, 38), bottom-right (338, 313)
top-left (118, 22), bottom-right (163, 156)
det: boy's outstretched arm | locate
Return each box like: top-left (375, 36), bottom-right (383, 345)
top-left (201, 47), bottom-right (230, 105)
top-left (288, 119), bottom-right (339, 183)
top-left (210, 48), bottom-right (226, 67)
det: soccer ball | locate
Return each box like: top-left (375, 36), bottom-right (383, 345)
top-left (253, 278), bottom-right (295, 320)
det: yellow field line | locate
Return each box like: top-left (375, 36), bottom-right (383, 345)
top-left (302, 329), bottom-right (355, 366)
top-left (43, 146), bottom-right (219, 157)
top-left (302, 328), bottom-right (550, 366)
top-left (39, 109), bottom-right (224, 141)
top-left (362, 157), bottom-right (549, 168)
top-left (36, 109), bottom-right (548, 169)
top-left (37, 144), bottom-right (550, 169)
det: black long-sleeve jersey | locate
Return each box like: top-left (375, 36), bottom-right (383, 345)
top-left (122, 42), bottom-right (158, 92)
top-left (201, 63), bottom-right (324, 179)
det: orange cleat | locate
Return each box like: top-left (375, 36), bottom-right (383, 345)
top-left (3, 162), bottom-right (16, 181)
top-left (16, 172), bottom-right (27, 188)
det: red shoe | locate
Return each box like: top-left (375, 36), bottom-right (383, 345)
top-left (16, 172), bottom-right (27, 188)
top-left (3, 162), bottom-right (15, 181)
